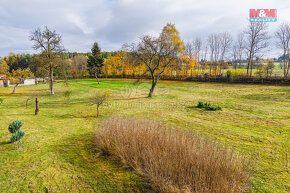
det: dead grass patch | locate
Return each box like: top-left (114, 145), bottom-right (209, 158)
top-left (94, 117), bottom-right (250, 193)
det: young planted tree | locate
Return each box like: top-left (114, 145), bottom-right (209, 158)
top-left (9, 68), bottom-right (34, 94)
top-left (275, 23), bottom-right (290, 79)
top-left (30, 27), bottom-right (65, 94)
top-left (8, 120), bottom-right (25, 149)
top-left (63, 90), bottom-right (72, 104)
top-left (88, 42), bottom-right (104, 84)
top-left (91, 91), bottom-right (110, 117)
top-left (129, 23), bottom-right (184, 97)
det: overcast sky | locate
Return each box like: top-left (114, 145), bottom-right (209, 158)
top-left (0, 0), bottom-right (289, 57)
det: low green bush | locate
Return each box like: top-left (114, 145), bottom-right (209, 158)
top-left (197, 101), bottom-right (222, 111)
top-left (63, 90), bottom-right (72, 104)
top-left (197, 101), bottom-right (204, 108)
top-left (0, 98), bottom-right (4, 104)
top-left (226, 70), bottom-right (232, 78)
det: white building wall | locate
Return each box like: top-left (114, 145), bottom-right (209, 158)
top-left (7, 78), bottom-right (35, 87)
top-left (23, 78), bottom-right (35, 85)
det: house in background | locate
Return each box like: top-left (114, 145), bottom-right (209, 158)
top-left (22, 78), bottom-right (36, 85)
top-left (9, 77), bottom-right (36, 87)
top-left (0, 74), bottom-right (35, 87)
top-left (0, 74), bottom-right (6, 87)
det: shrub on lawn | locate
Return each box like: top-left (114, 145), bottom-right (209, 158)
top-left (91, 90), bottom-right (110, 117)
top-left (0, 98), bottom-right (4, 104)
top-left (63, 90), bottom-right (72, 104)
top-left (8, 120), bottom-right (25, 149)
top-left (197, 101), bottom-right (204, 108)
top-left (94, 117), bottom-right (250, 193)
top-left (197, 101), bottom-right (222, 111)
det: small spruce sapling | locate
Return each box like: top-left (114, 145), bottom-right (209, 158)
top-left (8, 120), bottom-right (25, 149)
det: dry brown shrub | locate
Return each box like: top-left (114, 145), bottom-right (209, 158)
top-left (94, 117), bottom-right (250, 193)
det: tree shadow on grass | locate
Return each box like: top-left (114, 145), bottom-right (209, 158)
top-left (0, 92), bottom-right (51, 97)
top-left (40, 98), bottom-right (90, 108)
top-left (0, 141), bottom-right (10, 146)
top-left (187, 105), bottom-right (199, 109)
top-left (51, 132), bottom-right (152, 192)
top-left (113, 97), bottom-right (147, 101)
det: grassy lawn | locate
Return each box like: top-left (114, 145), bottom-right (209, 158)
top-left (0, 79), bottom-right (289, 192)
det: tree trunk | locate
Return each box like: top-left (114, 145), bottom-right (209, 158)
top-left (148, 78), bottom-right (157, 98)
top-left (286, 60), bottom-right (290, 79)
top-left (246, 61), bottom-right (250, 77)
top-left (50, 68), bottom-right (54, 95)
top-left (97, 105), bottom-right (100, 117)
top-left (35, 97), bottom-right (39, 115)
top-left (95, 73), bottom-right (100, 84)
top-left (250, 61), bottom-right (253, 78)
top-left (283, 52), bottom-right (286, 79)
top-left (12, 84), bottom-right (19, 94)
top-left (247, 53), bottom-right (252, 77)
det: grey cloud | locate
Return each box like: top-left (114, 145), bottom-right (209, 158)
top-left (0, 0), bottom-right (289, 57)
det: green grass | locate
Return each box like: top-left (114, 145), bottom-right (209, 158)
top-left (0, 79), bottom-right (289, 192)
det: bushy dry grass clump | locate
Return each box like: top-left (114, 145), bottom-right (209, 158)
top-left (94, 117), bottom-right (250, 193)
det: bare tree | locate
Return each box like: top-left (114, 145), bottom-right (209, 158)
top-left (201, 43), bottom-right (208, 68)
top-left (207, 34), bottom-right (215, 74)
top-left (232, 44), bottom-right (238, 70)
top-left (244, 22), bottom-right (269, 77)
top-left (185, 42), bottom-right (194, 60)
top-left (237, 33), bottom-right (245, 68)
top-left (185, 42), bottom-right (194, 76)
top-left (193, 38), bottom-right (202, 73)
top-left (193, 37), bottom-right (202, 62)
top-left (72, 55), bottom-right (88, 72)
top-left (213, 34), bottom-right (221, 63)
top-left (207, 33), bottom-right (222, 75)
top-left (219, 32), bottom-right (233, 62)
top-left (232, 33), bottom-right (245, 70)
top-left (30, 26), bottom-right (65, 95)
top-left (275, 22), bottom-right (290, 79)
top-left (129, 24), bottom-right (183, 97)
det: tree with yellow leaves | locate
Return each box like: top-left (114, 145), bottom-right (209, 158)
top-left (128, 23), bottom-right (184, 97)
top-left (0, 59), bottom-right (9, 74)
top-left (9, 68), bottom-right (34, 94)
